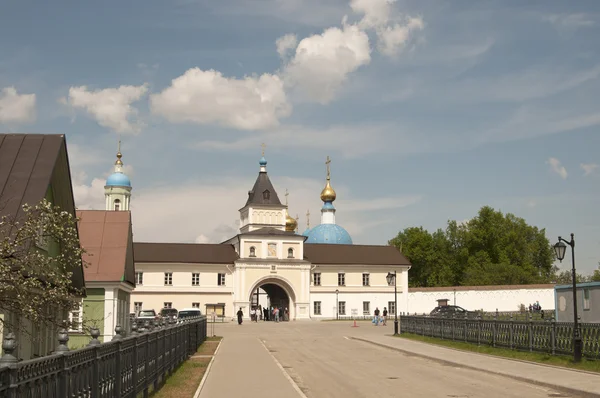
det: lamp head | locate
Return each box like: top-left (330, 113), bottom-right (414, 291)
top-left (553, 240), bottom-right (567, 262)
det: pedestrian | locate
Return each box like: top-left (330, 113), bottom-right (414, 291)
top-left (374, 307), bottom-right (380, 326)
top-left (263, 307), bottom-right (269, 321)
top-left (382, 307), bottom-right (388, 326)
top-left (274, 307), bottom-right (280, 322)
top-left (237, 308), bottom-right (243, 325)
top-left (250, 307), bottom-right (255, 322)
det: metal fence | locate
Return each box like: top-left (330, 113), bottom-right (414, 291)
top-left (400, 314), bottom-right (600, 360)
top-left (0, 316), bottom-right (207, 398)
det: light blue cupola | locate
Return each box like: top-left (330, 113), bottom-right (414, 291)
top-left (304, 156), bottom-right (353, 245)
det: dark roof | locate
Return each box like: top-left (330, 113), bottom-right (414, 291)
top-left (134, 242), bottom-right (239, 264)
top-left (78, 210), bottom-right (135, 285)
top-left (304, 244), bottom-right (411, 266)
top-left (0, 134), bottom-right (86, 291)
top-left (241, 227), bottom-right (299, 237)
top-left (0, 134), bottom-right (63, 224)
top-left (245, 171), bottom-right (282, 206)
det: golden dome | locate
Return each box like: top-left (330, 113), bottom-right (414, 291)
top-left (285, 212), bottom-right (298, 232)
top-left (320, 179), bottom-right (336, 202)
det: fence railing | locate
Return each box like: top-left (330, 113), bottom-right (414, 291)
top-left (0, 316), bottom-right (207, 398)
top-left (400, 314), bottom-right (600, 360)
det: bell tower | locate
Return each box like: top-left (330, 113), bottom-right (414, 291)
top-left (104, 140), bottom-right (132, 211)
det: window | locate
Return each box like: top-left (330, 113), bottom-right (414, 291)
top-left (388, 301), bottom-right (396, 315)
top-left (114, 199), bottom-right (121, 211)
top-left (35, 213), bottom-right (49, 250)
top-left (314, 301), bottom-right (322, 315)
top-left (313, 273), bottom-right (321, 286)
top-left (164, 272), bottom-right (173, 286)
top-left (134, 302), bottom-right (143, 312)
top-left (338, 273), bottom-right (345, 286)
top-left (135, 272), bottom-right (143, 285)
top-left (68, 301), bottom-right (82, 332)
top-left (192, 302), bottom-right (200, 308)
top-left (192, 273), bottom-right (200, 286)
top-left (362, 273), bottom-right (370, 286)
top-left (218, 273), bottom-right (226, 286)
top-left (339, 301), bottom-right (346, 316)
top-left (263, 190), bottom-right (270, 201)
top-left (287, 248), bottom-right (294, 258)
top-left (249, 246), bottom-right (256, 257)
top-left (583, 289), bottom-right (590, 310)
top-left (164, 302), bottom-right (172, 309)
top-left (363, 301), bottom-right (370, 315)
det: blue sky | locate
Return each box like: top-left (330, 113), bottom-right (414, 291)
top-left (1, 0), bottom-right (599, 275)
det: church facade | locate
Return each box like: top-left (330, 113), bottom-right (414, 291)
top-left (104, 147), bottom-right (411, 320)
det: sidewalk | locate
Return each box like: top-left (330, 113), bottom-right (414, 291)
top-left (197, 333), bottom-right (303, 398)
top-left (351, 334), bottom-right (600, 397)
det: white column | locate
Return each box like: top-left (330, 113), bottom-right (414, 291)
top-left (103, 288), bottom-right (117, 341)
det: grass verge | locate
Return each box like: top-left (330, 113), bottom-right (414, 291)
top-left (397, 333), bottom-right (600, 373)
top-left (151, 336), bottom-right (222, 398)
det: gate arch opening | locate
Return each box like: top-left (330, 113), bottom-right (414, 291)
top-left (248, 276), bottom-right (296, 321)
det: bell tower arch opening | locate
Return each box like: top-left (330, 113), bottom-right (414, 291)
top-left (248, 276), bottom-right (296, 321)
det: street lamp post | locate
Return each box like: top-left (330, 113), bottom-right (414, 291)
top-left (386, 271), bottom-right (399, 335)
top-left (553, 233), bottom-right (583, 363)
top-left (335, 289), bottom-right (339, 320)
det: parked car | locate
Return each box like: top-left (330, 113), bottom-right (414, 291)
top-left (178, 308), bottom-right (202, 319)
top-left (430, 305), bottom-right (477, 318)
top-left (136, 309), bottom-right (159, 326)
top-left (160, 308), bottom-right (178, 321)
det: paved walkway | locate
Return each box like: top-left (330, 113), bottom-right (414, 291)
top-left (198, 320), bottom-right (600, 398)
top-left (198, 326), bottom-right (303, 397)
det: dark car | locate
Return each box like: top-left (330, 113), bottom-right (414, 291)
top-left (178, 308), bottom-right (202, 319)
top-left (430, 305), bottom-right (477, 318)
top-left (160, 308), bottom-right (178, 320)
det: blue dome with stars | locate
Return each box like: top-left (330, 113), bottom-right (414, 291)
top-left (302, 228), bottom-right (312, 237)
top-left (106, 172), bottom-right (131, 187)
top-left (305, 224), bottom-right (353, 245)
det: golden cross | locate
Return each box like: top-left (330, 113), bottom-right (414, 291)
top-left (325, 156), bottom-right (331, 179)
top-left (285, 188), bottom-right (289, 206)
top-left (261, 143), bottom-right (266, 156)
top-left (117, 139), bottom-right (121, 153)
top-left (306, 209), bottom-right (310, 228)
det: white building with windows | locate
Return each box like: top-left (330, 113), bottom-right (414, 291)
top-left (112, 150), bottom-right (411, 320)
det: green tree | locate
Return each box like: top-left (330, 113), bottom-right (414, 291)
top-left (0, 199), bottom-right (85, 334)
top-left (389, 206), bottom-right (556, 287)
top-left (591, 265), bottom-right (600, 282)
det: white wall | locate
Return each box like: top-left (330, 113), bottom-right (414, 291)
top-left (407, 285), bottom-right (555, 314)
top-left (310, 292), bottom-right (400, 318)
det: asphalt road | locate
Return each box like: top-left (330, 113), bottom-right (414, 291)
top-left (204, 321), bottom-right (584, 398)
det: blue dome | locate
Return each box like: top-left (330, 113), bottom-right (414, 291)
top-left (106, 172), bottom-right (131, 187)
top-left (305, 224), bottom-right (353, 245)
top-left (302, 228), bottom-right (312, 237)
top-left (259, 156), bottom-right (267, 166)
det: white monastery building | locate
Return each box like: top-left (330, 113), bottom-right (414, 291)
top-left (103, 148), bottom-right (412, 320)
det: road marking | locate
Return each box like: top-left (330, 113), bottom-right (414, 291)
top-left (259, 338), bottom-right (308, 398)
top-left (343, 336), bottom-right (350, 340)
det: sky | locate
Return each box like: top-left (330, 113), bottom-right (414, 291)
top-left (1, 0), bottom-right (599, 275)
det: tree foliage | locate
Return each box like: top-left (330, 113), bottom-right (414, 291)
top-left (0, 199), bottom-right (85, 333)
top-left (554, 265), bottom-right (600, 284)
top-left (389, 206), bottom-right (556, 287)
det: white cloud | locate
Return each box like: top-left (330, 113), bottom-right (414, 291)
top-left (276, 34), bottom-right (298, 58)
top-left (581, 163), bottom-right (599, 176)
top-left (63, 84), bottom-right (148, 133)
top-left (350, 0), bottom-right (424, 56)
top-left (0, 87), bottom-right (36, 124)
top-left (546, 157), bottom-right (568, 179)
top-left (280, 24), bottom-right (371, 104)
top-left (544, 13), bottom-right (595, 29)
top-left (72, 171), bottom-right (106, 210)
top-left (150, 68), bottom-right (290, 130)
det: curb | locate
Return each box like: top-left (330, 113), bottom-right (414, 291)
top-left (193, 339), bottom-right (222, 398)
top-left (350, 337), bottom-right (600, 398)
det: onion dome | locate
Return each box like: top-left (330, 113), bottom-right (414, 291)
top-left (285, 212), bottom-right (297, 232)
top-left (320, 179), bottom-right (336, 202)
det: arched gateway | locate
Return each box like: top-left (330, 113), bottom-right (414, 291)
top-left (248, 276), bottom-right (297, 320)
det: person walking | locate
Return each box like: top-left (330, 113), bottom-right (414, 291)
top-left (274, 307), bottom-right (280, 322)
top-left (382, 307), bottom-right (388, 326)
top-left (237, 308), bottom-right (243, 325)
top-left (374, 307), bottom-right (380, 326)
top-left (250, 307), bottom-right (255, 322)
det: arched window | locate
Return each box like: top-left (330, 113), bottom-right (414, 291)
top-left (249, 246), bottom-right (256, 257)
top-left (287, 248), bottom-right (294, 258)
top-left (114, 199), bottom-right (121, 211)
